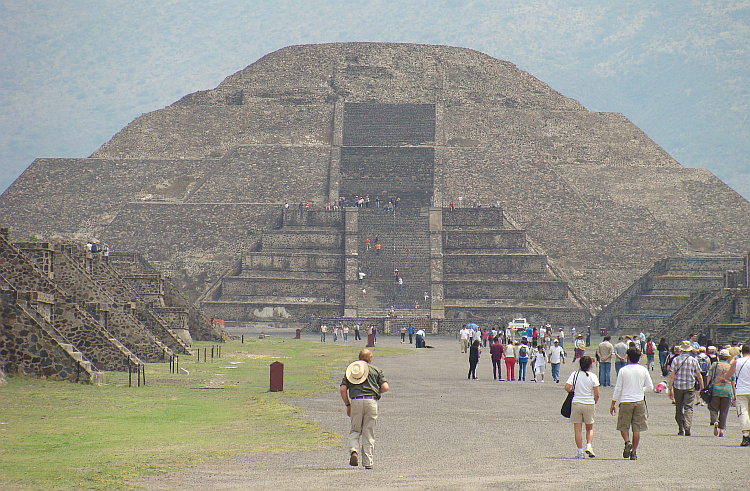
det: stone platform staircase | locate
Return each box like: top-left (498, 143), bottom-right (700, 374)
top-left (1, 279), bottom-right (106, 383)
top-left (595, 255), bottom-right (746, 336)
top-left (441, 208), bottom-right (590, 327)
top-left (199, 209), bottom-right (346, 325)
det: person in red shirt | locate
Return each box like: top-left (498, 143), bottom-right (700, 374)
top-left (490, 336), bottom-right (505, 381)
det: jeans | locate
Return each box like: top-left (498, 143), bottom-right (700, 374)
top-left (518, 359), bottom-right (528, 380)
top-left (320, 332), bottom-right (326, 342)
top-left (409, 333), bottom-right (413, 344)
top-left (551, 363), bottom-right (561, 381)
top-left (492, 358), bottom-right (503, 379)
top-left (659, 351), bottom-right (668, 371)
top-left (355, 331), bottom-right (361, 340)
top-left (343, 333), bottom-right (348, 341)
top-left (599, 362), bottom-right (611, 386)
top-left (615, 361), bottom-right (626, 373)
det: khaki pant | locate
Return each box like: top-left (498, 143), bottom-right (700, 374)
top-left (673, 387), bottom-right (694, 431)
top-left (349, 398), bottom-right (378, 466)
top-left (736, 393), bottom-right (750, 432)
top-left (460, 339), bottom-right (468, 353)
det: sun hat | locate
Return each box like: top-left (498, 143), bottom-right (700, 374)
top-left (345, 360), bottom-right (369, 384)
top-left (718, 349), bottom-right (731, 360)
top-left (679, 340), bottom-right (693, 352)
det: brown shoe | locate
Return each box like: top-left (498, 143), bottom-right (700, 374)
top-left (349, 451), bottom-right (358, 466)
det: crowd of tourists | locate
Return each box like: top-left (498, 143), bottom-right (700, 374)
top-left (459, 324), bottom-right (750, 457)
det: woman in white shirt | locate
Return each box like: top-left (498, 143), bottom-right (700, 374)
top-left (728, 343), bottom-right (750, 446)
top-left (504, 342), bottom-right (517, 381)
top-left (565, 355), bottom-right (600, 458)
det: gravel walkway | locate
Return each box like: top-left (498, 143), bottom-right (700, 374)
top-left (135, 335), bottom-right (747, 490)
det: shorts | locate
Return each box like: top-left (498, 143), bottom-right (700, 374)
top-left (616, 400), bottom-right (648, 432)
top-left (534, 364), bottom-right (545, 375)
top-left (570, 402), bottom-right (595, 424)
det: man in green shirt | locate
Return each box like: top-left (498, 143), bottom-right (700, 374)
top-left (340, 349), bottom-right (389, 469)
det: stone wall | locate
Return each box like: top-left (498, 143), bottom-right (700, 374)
top-left (444, 280), bottom-right (568, 300)
top-left (442, 208), bottom-right (504, 228)
top-left (444, 254), bottom-right (547, 274)
top-left (93, 102), bottom-right (334, 160)
top-left (342, 103), bottom-right (436, 146)
top-left (282, 209), bottom-right (344, 227)
top-left (443, 230), bottom-right (525, 250)
top-left (0, 157), bottom-right (213, 240)
top-left (1, 289), bottom-right (100, 383)
top-left (261, 230), bottom-right (343, 250)
top-left (339, 147), bottom-right (434, 206)
top-left (188, 145), bottom-right (331, 204)
top-left (200, 300), bottom-right (341, 323)
top-left (221, 276), bottom-right (342, 299)
top-left (242, 252), bottom-right (343, 272)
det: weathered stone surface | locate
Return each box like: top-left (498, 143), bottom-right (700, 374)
top-left (1, 42), bottom-right (749, 321)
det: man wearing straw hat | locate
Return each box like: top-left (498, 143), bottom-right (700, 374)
top-left (340, 349), bottom-right (389, 469)
top-left (668, 340), bottom-right (704, 436)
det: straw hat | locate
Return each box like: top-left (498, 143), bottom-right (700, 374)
top-left (718, 349), bottom-right (731, 360)
top-left (345, 360), bottom-right (369, 384)
top-left (679, 340), bottom-right (693, 352)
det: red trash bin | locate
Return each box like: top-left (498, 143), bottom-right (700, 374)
top-left (270, 361), bottom-right (284, 392)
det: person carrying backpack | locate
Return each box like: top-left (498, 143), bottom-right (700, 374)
top-left (518, 341), bottom-right (530, 381)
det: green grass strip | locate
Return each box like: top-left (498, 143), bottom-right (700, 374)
top-left (0, 338), bottom-right (410, 490)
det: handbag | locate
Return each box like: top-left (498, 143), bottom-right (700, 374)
top-left (700, 363), bottom-right (719, 404)
top-left (561, 372), bottom-right (579, 418)
top-left (699, 383), bottom-right (713, 404)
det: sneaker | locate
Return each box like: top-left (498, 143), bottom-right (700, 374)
top-left (629, 451), bottom-right (638, 460)
top-left (585, 448), bottom-right (596, 458)
top-left (678, 429), bottom-right (684, 436)
top-left (349, 451), bottom-right (358, 466)
top-left (684, 429), bottom-right (691, 437)
top-left (741, 435), bottom-right (750, 447)
top-left (575, 451), bottom-right (585, 459)
top-left (364, 465), bottom-right (373, 469)
top-left (623, 441), bottom-right (632, 459)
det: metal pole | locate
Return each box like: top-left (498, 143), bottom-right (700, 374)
top-left (142, 364), bottom-right (146, 386)
top-left (176, 355), bottom-right (179, 373)
top-left (211, 346), bottom-right (214, 362)
top-left (128, 362), bottom-right (132, 387)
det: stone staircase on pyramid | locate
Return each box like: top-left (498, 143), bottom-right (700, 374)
top-left (595, 255), bottom-right (747, 337)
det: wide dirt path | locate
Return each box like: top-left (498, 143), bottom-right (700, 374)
top-left (136, 334), bottom-right (747, 490)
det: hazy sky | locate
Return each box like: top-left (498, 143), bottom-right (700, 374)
top-left (1, 1), bottom-right (748, 199)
